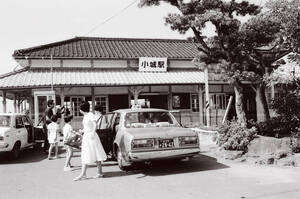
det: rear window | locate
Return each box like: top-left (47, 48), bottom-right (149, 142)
top-left (0, 116), bottom-right (10, 127)
top-left (125, 111), bottom-right (177, 128)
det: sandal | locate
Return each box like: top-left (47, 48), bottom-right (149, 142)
top-left (73, 175), bottom-right (87, 181)
top-left (93, 173), bottom-right (104, 178)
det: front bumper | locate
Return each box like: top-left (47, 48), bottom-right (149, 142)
top-left (128, 147), bottom-right (200, 162)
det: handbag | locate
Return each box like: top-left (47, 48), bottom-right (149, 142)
top-left (64, 133), bottom-right (82, 149)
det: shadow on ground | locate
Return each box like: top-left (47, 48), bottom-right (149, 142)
top-left (137, 154), bottom-right (229, 177)
top-left (0, 146), bottom-right (67, 164)
top-left (100, 153), bottom-right (229, 178)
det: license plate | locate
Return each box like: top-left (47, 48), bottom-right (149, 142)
top-left (158, 139), bottom-right (174, 148)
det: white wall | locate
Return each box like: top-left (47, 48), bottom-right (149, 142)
top-left (17, 58), bottom-right (197, 69)
top-left (63, 60), bottom-right (90, 68)
top-left (94, 60), bottom-right (127, 68)
top-left (169, 60), bottom-right (196, 69)
top-left (31, 59), bottom-right (60, 67)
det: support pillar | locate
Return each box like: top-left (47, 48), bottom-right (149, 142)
top-left (128, 86), bottom-right (143, 107)
top-left (13, 93), bottom-right (17, 113)
top-left (128, 89), bottom-right (131, 107)
top-left (60, 88), bottom-right (65, 127)
top-left (168, 85), bottom-right (172, 110)
top-left (198, 85), bottom-right (204, 125)
top-left (91, 87), bottom-right (95, 113)
top-left (17, 96), bottom-right (21, 113)
top-left (2, 91), bottom-right (6, 113)
top-left (204, 67), bottom-right (210, 126)
top-left (29, 94), bottom-right (33, 120)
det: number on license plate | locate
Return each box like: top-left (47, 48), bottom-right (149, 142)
top-left (159, 139), bottom-right (174, 148)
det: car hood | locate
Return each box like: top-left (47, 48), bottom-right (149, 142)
top-left (125, 127), bottom-right (197, 139)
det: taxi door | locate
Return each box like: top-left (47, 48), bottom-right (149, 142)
top-left (15, 116), bottom-right (28, 148)
top-left (96, 113), bottom-right (114, 155)
top-left (22, 116), bottom-right (34, 143)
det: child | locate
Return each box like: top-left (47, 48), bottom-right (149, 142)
top-left (47, 115), bottom-right (59, 160)
top-left (63, 115), bottom-right (74, 171)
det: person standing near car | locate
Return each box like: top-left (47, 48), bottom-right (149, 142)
top-left (47, 115), bottom-right (60, 159)
top-left (74, 101), bottom-right (107, 181)
top-left (63, 114), bottom-right (74, 171)
top-left (43, 99), bottom-right (55, 153)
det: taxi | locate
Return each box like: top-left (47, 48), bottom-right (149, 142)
top-left (96, 108), bottom-right (200, 170)
top-left (0, 113), bottom-right (45, 159)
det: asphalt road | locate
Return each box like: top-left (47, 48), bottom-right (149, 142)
top-left (1, 146), bottom-right (300, 199)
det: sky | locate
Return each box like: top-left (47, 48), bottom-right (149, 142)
top-left (0, 0), bottom-right (264, 75)
top-left (0, 0), bottom-right (265, 112)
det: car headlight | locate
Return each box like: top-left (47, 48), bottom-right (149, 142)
top-left (178, 136), bottom-right (198, 146)
top-left (131, 139), bottom-right (154, 149)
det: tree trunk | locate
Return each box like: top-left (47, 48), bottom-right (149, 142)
top-left (233, 82), bottom-right (247, 127)
top-left (256, 83), bottom-right (270, 122)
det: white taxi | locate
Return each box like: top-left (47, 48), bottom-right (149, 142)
top-left (0, 113), bottom-right (44, 159)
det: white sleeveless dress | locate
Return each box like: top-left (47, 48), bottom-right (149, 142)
top-left (81, 112), bottom-right (107, 164)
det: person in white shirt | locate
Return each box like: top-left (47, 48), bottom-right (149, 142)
top-left (74, 101), bottom-right (107, 181)
top-left (63, 115), bottom-right (74, 171)
top-left (47, 115), bottom-right (59, 160)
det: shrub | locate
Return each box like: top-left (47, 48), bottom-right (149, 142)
top-left (253, 117), bottom-right (291, 138)
top-left (217, 119), bottom-right (257, 152)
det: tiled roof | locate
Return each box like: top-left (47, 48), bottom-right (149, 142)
top-left (13, 37), bottom-right (199, 60)
top-left (0, 68), bottom-right (205, 89)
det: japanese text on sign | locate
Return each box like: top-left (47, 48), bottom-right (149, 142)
top-left (138, 57), bottom-right (168, 72)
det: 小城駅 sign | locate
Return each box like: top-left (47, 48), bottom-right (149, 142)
top-left (138, 57), bottom-right (167, 72)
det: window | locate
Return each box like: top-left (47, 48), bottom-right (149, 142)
top-left (95, 96), bottom-right (108, 113)
top-left (125, 112), bottom-right (174, 128)
top-left (191, 93), bottom-right (232, 112)
top-left (210, 94), bottom-right (231, 110)
top-left (191, 94), bottom-right (200, 112)
top-left (172, 93), bottom-right (190, 109)
top-left (15, 117), bottom-right (24, 129)
top-left (22, 116), bottom-right (31, 126)
top-left (71, 97), bottom-right (84, 116)
top-left (0, 116), bottom-right (10, 127)
top-left (99, 113), bottom-right (113, 130)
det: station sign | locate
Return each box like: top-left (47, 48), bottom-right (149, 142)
top-left (138, 57), bottom-right (168, 72)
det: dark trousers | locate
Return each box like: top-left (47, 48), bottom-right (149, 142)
top-left (43, 124), bottom-right (49, 152)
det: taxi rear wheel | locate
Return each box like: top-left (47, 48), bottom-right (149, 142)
top-left (11, 142), bottom-right (21, 159)
top-left (117, 148), bottom-right (130, 171)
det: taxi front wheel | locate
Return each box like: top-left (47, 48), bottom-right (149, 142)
top-left (11, 142), bottom-right (21, 159)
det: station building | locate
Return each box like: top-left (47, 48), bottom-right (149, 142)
top-left (0, 37), bottom-right (258, 129)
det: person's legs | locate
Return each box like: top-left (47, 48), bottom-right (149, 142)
top-left (64, 146), bottom-right (73, 169)
top-left (94, 161), bottom-right (104, 178)
top-left (54, 143), bottom-right (58, 158)
top-left (74, 164), bottom-right (88, 181)
top-left (43, 125), bottom-right (49, 153)
top-left (48, 144), bottom-right (54, 159)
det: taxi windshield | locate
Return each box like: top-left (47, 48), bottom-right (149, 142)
top-left (125, 112), bottom-right (177, 128)
top-left (0, 116), bottom-right (10, 127)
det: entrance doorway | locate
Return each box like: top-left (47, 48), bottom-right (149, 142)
top-left (33, 91), bottom-right (55, 125)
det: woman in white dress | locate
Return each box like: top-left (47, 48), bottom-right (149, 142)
top-left (74, 101), bottom-right (107, 181)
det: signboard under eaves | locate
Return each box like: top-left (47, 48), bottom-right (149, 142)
top-left (138, 57), bottom-right (167, 72)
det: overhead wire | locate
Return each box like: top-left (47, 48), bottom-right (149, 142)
top-left (85, 0), bottom-right (138, 35)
